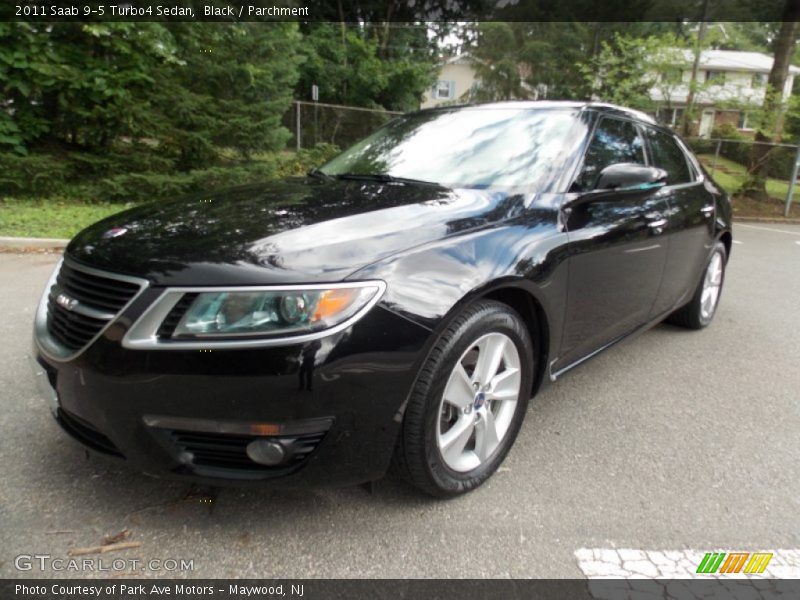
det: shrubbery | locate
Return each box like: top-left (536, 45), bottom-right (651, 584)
top-left (686, 123), bottom-right (795, 181)
top-left (0, 143), bottom-right (340, 204)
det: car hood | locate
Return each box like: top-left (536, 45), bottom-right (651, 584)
top-left (66, 177), bottom-right (530, 285)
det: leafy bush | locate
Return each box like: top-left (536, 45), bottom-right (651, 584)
top-left (92, 162), bottom-right (280, 203)
top-left (0, 153), bottom-right (75, 195)
top-left (689, 125), bottom-right (796, 181)
top-left (0, 143), bottom-right (339, 204)
top-left (274, 143), bottom-right (339, 178)
top-left (67, 149), bottom-right (176, 178)
top-left (710, 122), bottom-right (745, 140)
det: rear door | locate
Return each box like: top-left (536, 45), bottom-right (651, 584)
top-left (641, 127), bottom-right (715, 315)
top-left (557, 116), bottom-right (670, 371)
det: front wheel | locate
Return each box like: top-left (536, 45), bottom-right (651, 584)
top-left (667, 240), bottom-right (727, 329)
top-left (393, 300), bottom-right (534, 497)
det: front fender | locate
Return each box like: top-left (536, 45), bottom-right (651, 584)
top-left (348, 217), bottom-right (571, 383)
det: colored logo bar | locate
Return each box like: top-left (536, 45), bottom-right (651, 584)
top-left (696, 552), bottom-right (773, 574)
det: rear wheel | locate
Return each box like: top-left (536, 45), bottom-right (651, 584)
top-left (667, 240), bottom-right (727, 329)
top-left (393, 300), bottom-right (534, 497)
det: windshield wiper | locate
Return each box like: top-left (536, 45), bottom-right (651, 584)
top-left (334, 173), bottom-right (443, 187)
top-left (307, 168), bottom-right (333, 180)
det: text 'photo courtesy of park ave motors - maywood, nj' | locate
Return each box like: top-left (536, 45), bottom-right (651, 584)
top-left (14, 584), bottom-right (303, 597)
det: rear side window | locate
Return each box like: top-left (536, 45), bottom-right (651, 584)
top-left (644, 128), bottom-right (693, 185)
top-left (574, 118), bottom-right (645, 191)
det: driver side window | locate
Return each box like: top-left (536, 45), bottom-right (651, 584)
top-left (574, 118), bottom-right (645, 191)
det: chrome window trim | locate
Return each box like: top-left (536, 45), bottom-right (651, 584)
top-left (121, 280), bottom-right (387, 350)
top-left (660, 180), bottom-right (705, 192)
top-left (34, 257), bottom-right (150, 363)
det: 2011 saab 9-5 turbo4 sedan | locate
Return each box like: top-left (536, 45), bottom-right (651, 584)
top-left (32, 102), bottom-right (731, 496)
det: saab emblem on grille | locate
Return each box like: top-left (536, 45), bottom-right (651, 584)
top-left (56, 293), bottom-right (78, 311)
top-left (102, 227), bottom-right (128, 239)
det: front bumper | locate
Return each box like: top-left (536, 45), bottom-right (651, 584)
top-left (32, 304), bottom-right (431, 488)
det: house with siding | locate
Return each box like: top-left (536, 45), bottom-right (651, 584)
top-left (421, 49), bottom-right (799, 138)
top-left (650, 49), bottom-right (800, 137)
top-left (421, 54), bottom-right (480, 109)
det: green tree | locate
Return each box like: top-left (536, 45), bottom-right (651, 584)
top-left (743, 4), bottom-right (800, 199)
top-left (295, 23), bottom-right (437, 111)
top-left (0, 22), bottom-right (172, 153)
top-left (581, 34), bottom-right (686, 112)
top-left (0, 23), bottom-right (302, 168)
top-left (468, 23), bottom-right (527, 102)
top-left (466, 22), bottom-right (679, 104)
top-left (156, 23), bottom-right (302, 168)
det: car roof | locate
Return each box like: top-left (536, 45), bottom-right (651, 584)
top-left (417, 100), bottom-right (658, 126)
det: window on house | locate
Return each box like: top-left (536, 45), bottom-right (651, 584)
top-left (661, 69), bottom-right (683, 85)
top-left (656, 107), bottom-right (684, 128)
top-left (705, 71), bottom-right (726, 85)
top-left (752, 73), bottom-right (768, 87)
top-left (737, 111), bottom-right (751, 129)
top-left (433, 80), bottom-right (454, 100)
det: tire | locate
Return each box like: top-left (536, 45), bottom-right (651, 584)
top-left (667, 240), bottom-right (727, 330)
top-left (393, 300), bottom-right (534, 497)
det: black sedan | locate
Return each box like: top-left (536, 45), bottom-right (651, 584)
top-left (32, 102), bottom-right (731, 497)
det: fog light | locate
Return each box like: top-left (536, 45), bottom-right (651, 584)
top-left (246, 439), bottom-right (286, 466)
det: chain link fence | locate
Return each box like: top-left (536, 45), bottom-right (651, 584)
top-left (282, 100), bottom-right (403, 152)
top-left (686, 137), bottom-right (799, 217)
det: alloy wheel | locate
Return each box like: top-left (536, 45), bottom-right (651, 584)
top-left (435, 332), bottom-right (522, 472)
top-left (700, 251), bottom-right (723, 320)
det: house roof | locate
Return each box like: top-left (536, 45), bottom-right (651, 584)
top-left (677, 49), bottom-right (800, 75)
top-left (441, 53), bottom-right (477, 66)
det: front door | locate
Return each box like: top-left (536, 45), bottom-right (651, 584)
top-left (556, 117), bottom-right (670, 372)
top-left (699, 109), bottom-right (715, 138)
top-left (642, 127), bottom-right (716, 314)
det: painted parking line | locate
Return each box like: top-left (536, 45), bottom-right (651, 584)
top-left (736, 223), bottom-right (800, 236)
top-left (574, 548), bottom-right (800, 579)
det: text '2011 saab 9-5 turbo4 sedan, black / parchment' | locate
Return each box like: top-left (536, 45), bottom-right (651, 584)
top-left (32, 102), bottom-right (731, 497)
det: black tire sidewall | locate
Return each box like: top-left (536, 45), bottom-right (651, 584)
top-left (414, 302), bottom-right (534, 495)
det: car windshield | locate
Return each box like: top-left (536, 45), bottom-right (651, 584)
top-left (319, 108), bottom-right (580, 190)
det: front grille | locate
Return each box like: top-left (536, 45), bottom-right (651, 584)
top-left (169, 429), bottom-right (326, 472)
top-left (46, 306), bottom-right (107, 351)
top-left (57, 408), bottom-right (124, 457)
top-left (45, 261), bottom-right (142, 352)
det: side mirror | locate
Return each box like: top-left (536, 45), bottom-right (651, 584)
top-left (594, 163), bottom-right (668, 192)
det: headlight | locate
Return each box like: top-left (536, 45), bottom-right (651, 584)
top-left (122, 281), bottom-right (386, 349)
top-left (173, 287), bottom-right (379, 338)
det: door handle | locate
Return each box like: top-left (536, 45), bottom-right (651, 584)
top-left (647, 218), bottom-right (668, 229)
top-left (700, 205), bottom-right (714, 216)
top-left (647, 217), bottom-right (667, 235)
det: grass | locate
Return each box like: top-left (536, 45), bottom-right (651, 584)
top-left (697, 154), bottom-right (791, 199)
top-left (0, 197), bottom-right (130, 239)
top-left (697, 154), bottom-right (799, 219)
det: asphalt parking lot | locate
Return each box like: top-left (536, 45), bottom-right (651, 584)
top-left (1, 222), bottom-right (798, 580)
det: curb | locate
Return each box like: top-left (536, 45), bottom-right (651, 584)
top-left (732, 216), bottom-right (800, 224)
top-left (0, 236), bottom-right (69, 250)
